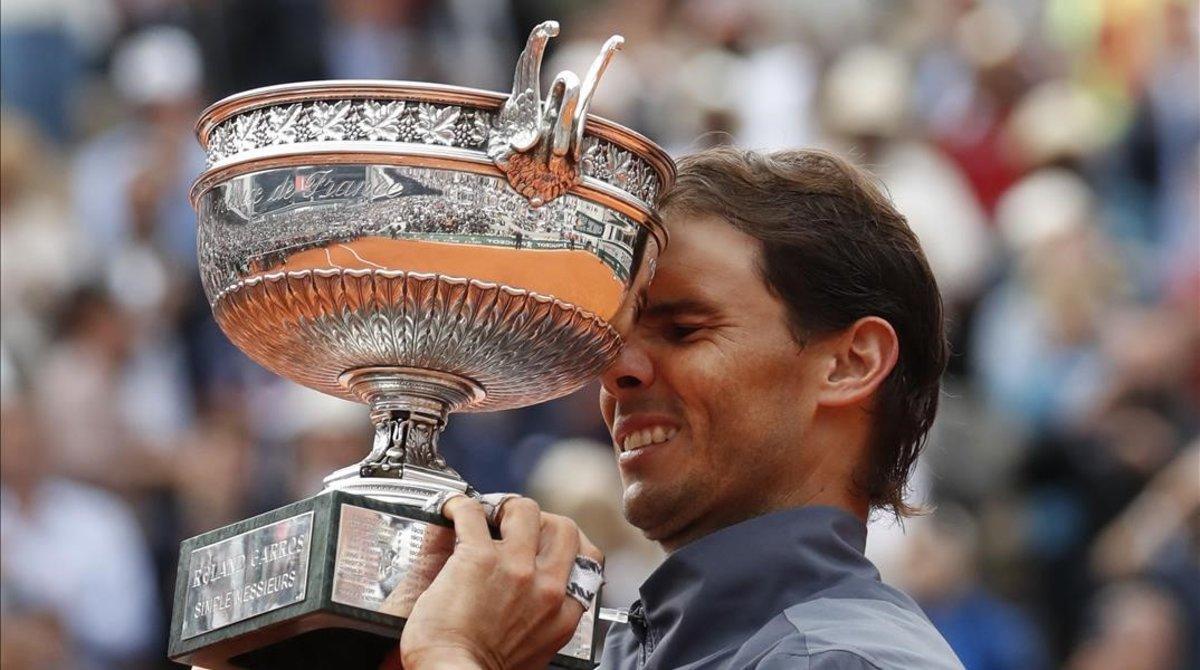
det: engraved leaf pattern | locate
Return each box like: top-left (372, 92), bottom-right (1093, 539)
top-left (416, 103), bottom-right (460, 146)
top-left (230, 111), bottom-right (263, 153)
top-left (642, 177), bottom-right (659, 203)
top-left (309, 100), bottom-right (353, 141)
top-left (360, 100), bottom-right (406, 141)
top-left (206, 125), bottom-right (229, 165)
top-left (604, 145), bottom-right (634, 188)
top-left (629, 164), bottom-right (657, 203)
top-left (266, 104), bottom-right (305, 145)
top-left (569, 137), bottom-right (660, 202)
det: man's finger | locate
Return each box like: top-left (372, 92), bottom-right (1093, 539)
top-left (554, 596), bottom-right (587, 634)
top-left (441, 495), bottom-right (492, 547)
top-left (577, 528), bottom-right (603, 564)
top-left (536, 514), bottom-right (582, 586)
top-left (495, 496), bottom-right (541, 561)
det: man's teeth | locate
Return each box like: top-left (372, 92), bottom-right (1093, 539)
top-left (621, 426), bottom-right (678, 452)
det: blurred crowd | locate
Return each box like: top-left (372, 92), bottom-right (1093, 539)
top-left (0, 0), bottom-right (1196, 669)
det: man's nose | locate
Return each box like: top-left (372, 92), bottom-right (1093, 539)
top-left (600, 337), bottom-right (654, 394)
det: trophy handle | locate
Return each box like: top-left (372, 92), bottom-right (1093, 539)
top-left (489, 22), bottom-right (625, 207)
top-left (572, 36), bottom-right (624, 160)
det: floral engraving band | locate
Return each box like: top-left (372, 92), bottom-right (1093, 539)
top-left (204, 99), bottom-right (661, 206)
top-left (205, 101), bottom-right (491, 163)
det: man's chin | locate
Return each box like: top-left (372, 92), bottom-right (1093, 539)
top-left (621, 484), bottom-right (686, 544)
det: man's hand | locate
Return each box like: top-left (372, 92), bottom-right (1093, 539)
top-left (400, 495), bottom-right (603, 670)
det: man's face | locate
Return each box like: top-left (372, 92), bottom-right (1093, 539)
top-left (599, 213), bottom-right (830, 549)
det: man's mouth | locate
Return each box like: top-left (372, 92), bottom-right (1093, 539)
top-left (620, 426), bottom-right (679, 453)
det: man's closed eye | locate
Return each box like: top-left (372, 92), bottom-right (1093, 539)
top-left (666, 323), bottom-right (704, 342)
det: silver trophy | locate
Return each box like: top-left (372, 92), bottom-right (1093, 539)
top-left (168, 21), bottom-right (672, 670)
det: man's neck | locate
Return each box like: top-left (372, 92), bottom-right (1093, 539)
top-left (656, 492), bottom-right (868, 554)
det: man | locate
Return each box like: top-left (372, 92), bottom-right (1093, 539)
top-left (400, 147), bottom-right (963, 669)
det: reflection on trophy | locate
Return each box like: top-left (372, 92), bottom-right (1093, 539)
top-left (167, 20), bottom-right (673, 670)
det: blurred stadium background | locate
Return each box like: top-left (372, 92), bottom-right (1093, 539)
top-left (1, 0), bottom-right (1197, 668)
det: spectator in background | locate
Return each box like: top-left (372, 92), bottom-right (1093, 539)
top-left (0, 392), bottom-right (158, 669)
top-left (820, 42), bottom-right (993, 339)
top-left (71, 25), bottom-right (211, 414)
top-left (1146, 6), bottom-right (1200, 297)
top-left (927, 2), bottom-right (1028, 215)
top-left (1067, 581), bottom-right (1187, 670)
top-left (974, 168), bottom-right (1122, 430)
top-left (71, 25), bottom-right (204, 270)
top-left (170, 408), bottom-right (260, 540)
top-left (0, 115), bottom-right (90, 367)
top-left (899, 506), bottom-right (1048, 670)
top-left (1090, 444), bottom-right (1200, 669)
top-left (0, 0), bottom-right (117, 144)
top-left (278, 385), bottom-right (372, 501)
top-left (33, 288), bottom-right (159, 489)
top-left (323, 0), bottom-right (515, 89)
top-left (192, 0), bottom-right (327, 98)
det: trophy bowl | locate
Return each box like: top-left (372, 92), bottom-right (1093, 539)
top-left (190, 22), bottom-right (671, 503)
top-left (169, 22), bottom-right (672, 670)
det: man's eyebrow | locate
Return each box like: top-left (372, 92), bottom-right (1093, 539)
top-left (640, 297), bottom-right (723, 319)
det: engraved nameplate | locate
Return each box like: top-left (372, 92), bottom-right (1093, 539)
top-left (330, 504), bottom-right (596, 662)
top-left (181, 512), bottom-right (314, 639)
top-left (331, 504), bottom-right (454, 618)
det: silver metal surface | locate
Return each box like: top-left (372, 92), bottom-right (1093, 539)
top-left (329, 504), bottom-right (596, 661)
top-left (560, 590), bottom-right (598, 661)
top-left (599, 607), bottom-right (630, 624)
top-left (198, 164), bottom-right (644, 410)
top-left (331, 504), bottom-right (454, 618)
top-left (191, 21), bottom-right (671, 501)
top-left (194, 79), bottom-right (669, 210)
top-left (487, 21), bottom-right (624, 206)
top-left (181, 512), bottom-right (314, 639)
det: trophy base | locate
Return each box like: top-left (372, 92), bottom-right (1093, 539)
top-left (169, 490), bottom-right (599, 669)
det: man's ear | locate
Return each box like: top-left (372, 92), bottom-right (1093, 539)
top-left (818, 316), bottom-right (899, 407)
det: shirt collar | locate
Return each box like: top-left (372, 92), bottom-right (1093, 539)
top-left (631, 505), bottom-right (878, 659)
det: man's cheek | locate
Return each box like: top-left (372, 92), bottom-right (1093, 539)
top-left (598, 394), bottom-right (615, 429)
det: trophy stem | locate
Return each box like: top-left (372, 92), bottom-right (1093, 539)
top-left (321, 366), bottom-right (485, 504)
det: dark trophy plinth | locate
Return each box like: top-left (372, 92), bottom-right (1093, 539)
top-left (168, 491), bottom-right (600, 669)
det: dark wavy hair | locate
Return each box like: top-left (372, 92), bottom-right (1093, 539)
top-left (659, 147), bottom-right (948, 517)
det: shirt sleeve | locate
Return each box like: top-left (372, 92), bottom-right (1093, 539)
top-left (753, 650), bottom-right (882, 670)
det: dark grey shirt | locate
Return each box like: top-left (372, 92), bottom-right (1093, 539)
top-left (597, 506), bottom-right (963, 669)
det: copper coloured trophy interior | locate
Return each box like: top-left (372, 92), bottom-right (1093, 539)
top-left (198, 163), bottom-right (657, 412)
